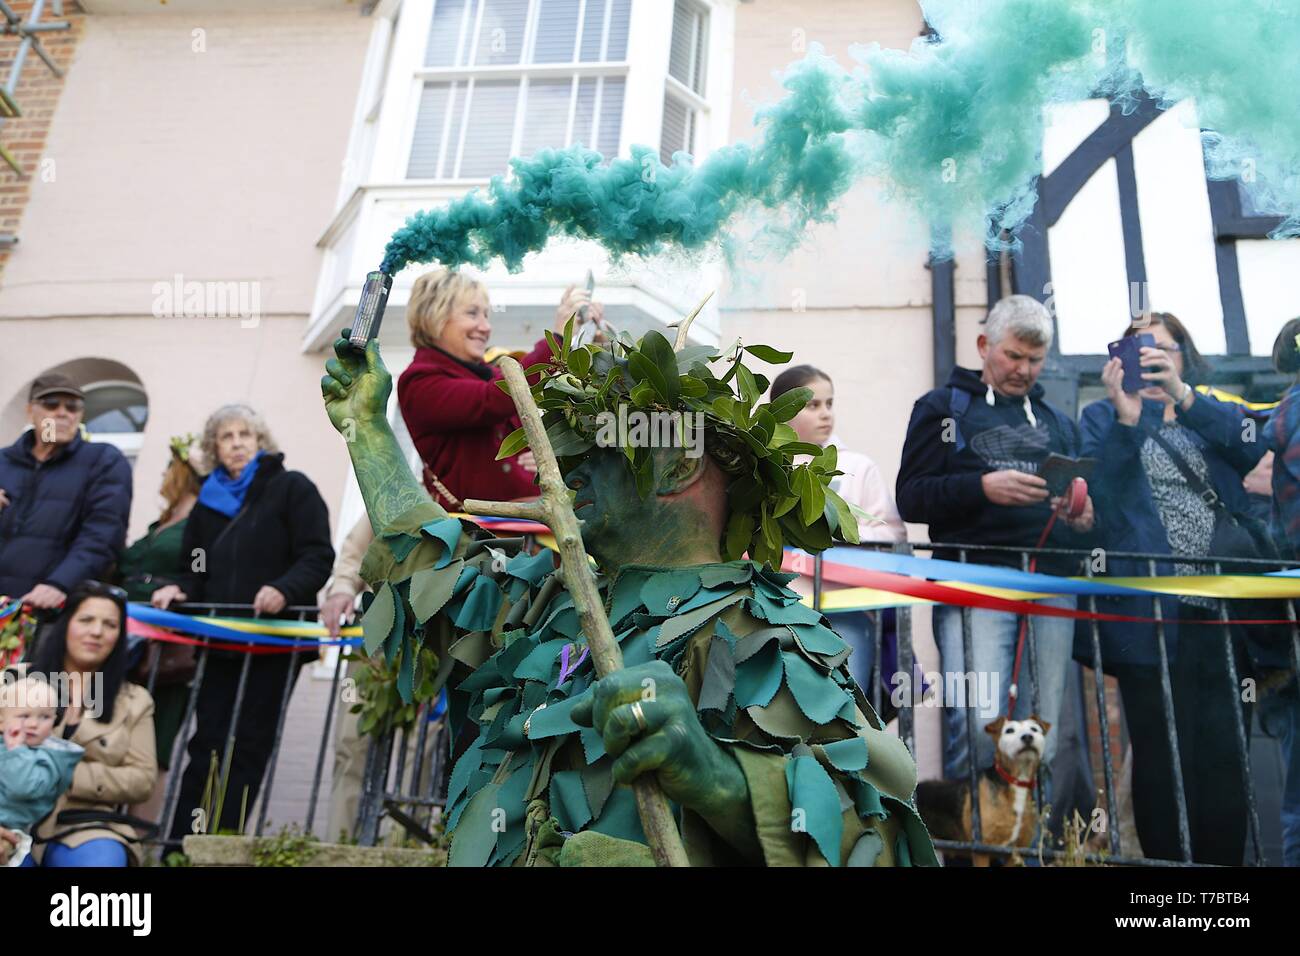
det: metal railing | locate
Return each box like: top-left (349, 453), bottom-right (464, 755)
top-left (140, 543), bottom-right (1293, 864)
top-left (353, 539), bottom-right (1300, 865)
top-left (812, 540), bottom-right (1300, 866)
top-left (125, 603), bottom-right (352, 853)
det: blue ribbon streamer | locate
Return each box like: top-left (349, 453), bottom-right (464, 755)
top-left (803, 547), bottom-right (1300, 597)
top-left (128, 602), bottom-right (361, 649)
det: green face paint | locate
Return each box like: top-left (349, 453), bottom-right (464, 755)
top-left (564, 448), bottom-right (715, 571)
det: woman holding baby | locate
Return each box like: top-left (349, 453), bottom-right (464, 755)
top-left (0, 580), bottom-right (156, 866)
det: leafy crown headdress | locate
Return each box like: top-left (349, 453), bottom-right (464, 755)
top-left (495, 309), bottom-right (861, 566)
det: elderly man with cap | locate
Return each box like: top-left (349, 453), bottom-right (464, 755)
top-left (0, 374), bottom-right (132, 609)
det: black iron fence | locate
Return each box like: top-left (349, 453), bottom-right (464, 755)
top-left (106, 540), bottom-right (1298, 865)
top-left (127, 603), bottom-right (351, 852)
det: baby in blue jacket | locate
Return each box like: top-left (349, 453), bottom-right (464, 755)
top-left (0, 675), bottom-right (84, 867)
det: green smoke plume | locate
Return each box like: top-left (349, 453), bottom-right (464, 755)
top-left (381, 0), bottom-right (1300, 275)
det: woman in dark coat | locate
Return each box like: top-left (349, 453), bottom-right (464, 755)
top-left (116, 437), bottom-right (204, 774)
top-left (1079, 313), bottom-right (1264, 864)
top-left (397, 269), bottom-right (602, 509)
top-left (150, 405), bottom-right (333, 842)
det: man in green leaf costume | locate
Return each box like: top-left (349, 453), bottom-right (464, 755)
top-left (320, 318), bottom-right (937, 867)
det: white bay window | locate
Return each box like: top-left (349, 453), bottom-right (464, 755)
top-left (660, 0), bottom-right (708, 164)
top-left (308, 0), bottom-right (735, 359)
top-left (407, 0), bottom-right (632, 180)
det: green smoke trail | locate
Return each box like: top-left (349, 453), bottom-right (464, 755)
top-left (380, 0), bottom-right (1300, 275)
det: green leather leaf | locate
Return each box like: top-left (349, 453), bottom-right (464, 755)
top-left (452, 574), bottom-right (505, 632)
top-left (549, 769), bottom-right (592, 833)
top-left (512, 638), bottom-right (569, 682)
top-left (847, 830), bottom-right (884, 867)
top-left (397, 635), bottom-right (415, 703)
top-left (790, 622), bottom-right (848, 657)
top-left (734, 641), bottom-right (783, 708)
top-left (654, 591), bottom-right (746, 647)
top-left (448, 782), bottom-right (502, 867)
top-left (782, 651), bottom-right (849, 724)
top-left (697, 633), bottom-right (736, 714)
top-left (419, 518), bottom-right (464, 570)
top-left (821, 736), bottom-right (870, 773)
top-left (409, 559), bottom-right (464, 623)
top-left (525, 694), bottom-right (588, 740)
top-left (699, 564), bottom-right (753, 589)
top-left (361, 582), bottom-right (396, 657)
top-left (639, 568), bottom-right (702, 616)
top-left (785, 751), bottom-right (843, 867)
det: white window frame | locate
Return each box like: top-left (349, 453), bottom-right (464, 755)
top-left (660, 0), bottom-right (710, 163)
top-left (398, 0), bottom-right (634, 184)
top-left (357, 0), bottom-right (734, 188)
top-left (81, 378), bottom-right (148, 463)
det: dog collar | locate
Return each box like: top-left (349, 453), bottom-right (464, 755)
top-left (994, 763), bottom-right (1036, 790)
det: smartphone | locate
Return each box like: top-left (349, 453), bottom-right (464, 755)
top-left (1039, 454), bottom-right (1096, 497)
top-left (1107, 332), bottom-right (1156, 392)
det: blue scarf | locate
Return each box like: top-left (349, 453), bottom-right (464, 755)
top-left (199, 451), bottom-right (263, 518)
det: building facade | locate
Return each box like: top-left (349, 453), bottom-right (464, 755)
top-left (4, 0), bottom-right (1298, 549)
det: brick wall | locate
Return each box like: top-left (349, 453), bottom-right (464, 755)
top-left (0, 1), bottom-right (84, 278)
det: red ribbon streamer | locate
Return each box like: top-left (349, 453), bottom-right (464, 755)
top-left (128, 619), bottom-right (314, 655)
top-left (815, 566), bottom-right (1294, 626)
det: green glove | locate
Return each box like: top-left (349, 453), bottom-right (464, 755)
top-left (321, 328), bottom-right (429, 531)
top-left (571, 660), bottom-right (759, 858)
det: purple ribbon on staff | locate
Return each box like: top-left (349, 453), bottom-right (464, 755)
top-left (558, 643), bottom-right (589, 684)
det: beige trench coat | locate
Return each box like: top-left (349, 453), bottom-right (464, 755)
top-left (32, 680), bottom-right (158, 866)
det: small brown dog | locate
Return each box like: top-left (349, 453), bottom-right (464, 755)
top-left (915, 716), bottom-right (1050, 866)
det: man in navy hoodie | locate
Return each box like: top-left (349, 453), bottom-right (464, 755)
top-left (0, 375), bottom-right (132, 608)
top-left (896, 295), bottom-right (1095, 794)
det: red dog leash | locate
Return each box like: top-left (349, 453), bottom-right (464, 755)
top-left (1006, 477), bottom-right (1088, 715)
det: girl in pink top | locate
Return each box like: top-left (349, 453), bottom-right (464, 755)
top-left (770, 366), bottom-right (906, 700)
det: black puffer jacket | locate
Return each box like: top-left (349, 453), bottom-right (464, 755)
top-left (0, 431), bottom-right (132, 598)
top-left (173, 452), bottom-right (333, 615)
top-left (895, 366), bottom-right (1091, 572)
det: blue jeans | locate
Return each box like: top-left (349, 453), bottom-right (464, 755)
top-left (933, 596), bottom-right (1076, 796)
top-left (19, 838), bottom-right (129, 867)
top-left (827, 610), bottom-right (876, 696)
top-left (1260, 687), bottom-right (1300, 866)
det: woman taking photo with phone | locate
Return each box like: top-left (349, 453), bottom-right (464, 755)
top-left (1080, 312), bottom-right (1265, 864)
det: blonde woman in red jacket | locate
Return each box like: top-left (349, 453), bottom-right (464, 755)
top-left (397, 270), bottom-right (603, 509)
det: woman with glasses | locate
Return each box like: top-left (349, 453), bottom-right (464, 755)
top-left (3, 580), bottom-right (158, 866)
top-left (0, 374), bottom-right (132, 611)
top-left (1080, 312), bottom-right (1266, 864)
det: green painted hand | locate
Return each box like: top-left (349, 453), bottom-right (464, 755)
top-left (571, 660), bottom-right (758, 857)
top-left (321, 327), bottom-right (392, 434)
top-left (320, 327), bottom-right (432, 532)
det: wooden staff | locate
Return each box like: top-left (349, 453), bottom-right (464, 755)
top-left (463, 356), bottom-right (691, 868)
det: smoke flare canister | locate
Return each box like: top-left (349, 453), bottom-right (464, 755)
top-left (348, 271), bottom-right (393, 350)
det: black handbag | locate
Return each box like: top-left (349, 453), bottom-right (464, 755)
top-left (1141, 425), bottom-right (1279, 563)
top-left (1141, 425), bottom-right (1290, 657)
